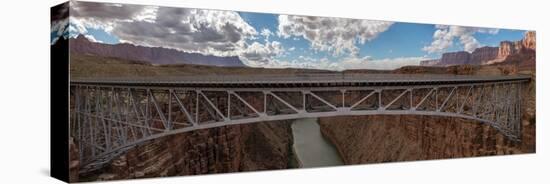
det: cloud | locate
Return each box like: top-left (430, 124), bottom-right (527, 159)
top-left (54, 17), bottom-right (96, 40)
top-left (240, 41), bottom-right (284, 66)
top-left (51, 2), bottom-right (70, 44)
top-left (51, 37), bottom-right (59, 45)
top-left (278, 15), bottom-right (393, 56)
top-left (423, 25), bottom-right (499, 53)
top-left (67, 17), bottom-right (88, 35)
top-left (71, 1), bottom-right (152, 21)
top-left (61, 1), bottom-right (422, 70)
top-left (111, 6), bottom-right (257, 57)
top-left (68, 2), bottom-right (264, 59)
top-left (51, 18), bottom-right (69, 37)
top-left (69, 1), bottom-right (159, 33)
top-left (84, 34), bottom-right (103, 43)
top-left (61, 2), bottom-right (287, 65)
top-left (260, 28), bottom-right (273, 42)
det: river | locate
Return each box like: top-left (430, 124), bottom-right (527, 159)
top-left (291, 118), bottom-right (344, 168)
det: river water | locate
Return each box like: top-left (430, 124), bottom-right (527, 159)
top-left (291, 118), bottom-right (344, 167)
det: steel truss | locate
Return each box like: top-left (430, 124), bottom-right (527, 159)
top-left (70, 80), bottom-right (527, 172)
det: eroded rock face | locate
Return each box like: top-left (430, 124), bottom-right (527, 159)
top-left (420, 47), bottom-right (499, 66)
top-left (498, 31), bottom-right (536, 59)
top-left (87, 121), bottom-right (293, 181)
top-left (440, 51), bottom-right (471, 66)
top-left (522, 31), bottom-right (536, 50)
top-left (498, 41), bottom-right (521, 59)
top-left (420, 31), bottom-right (535, 66)
top-left (319, 115), bottom-right (535, 164)
top-left (471, 46), bottom-right (499, 65)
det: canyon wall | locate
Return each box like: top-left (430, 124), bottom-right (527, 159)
top-left (427, 47), bottom-right (499, 66)
top-left (421, 31), bottom-right (535, 66)
top-left (492, 31), bottom-right (536, 67)
top-left (319, 115), bottom-right (534, 164)
top-left (471, 46), bottom-right (499, 65)
top-left (439, 51), bottom-right (472, 66)
top-left (498, 41), bottom-right (522, 59)
top-left (428, 47), bottom-right (502, 66)
top-left (523, 31), bottom-right (536, 50)
top-left (82, 121), bottom-right (293, 181)
top-left (498, 31), bottom-right (536, 59)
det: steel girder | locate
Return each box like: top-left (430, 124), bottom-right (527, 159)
top-left (70, 80), bottom-right (527, 173)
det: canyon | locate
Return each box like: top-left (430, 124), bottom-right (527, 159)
top-left (78, 121), bottom-right (294, 181)
top-left (421, 31), bottom-right (535, 67)
top-left (319, 113), bottom-right (535, 164)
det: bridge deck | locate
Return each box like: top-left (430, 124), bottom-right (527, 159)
top-left (71, 74), bottom-right (531, 87)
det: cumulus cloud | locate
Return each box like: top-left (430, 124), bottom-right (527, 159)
top-left (71, 1), bottom-right (152, 21)
top-left (51, 18), bottom-right (69, 37)
top-left (63, 1), bottom-right (293, 65)
top-left (260, 28), bottom-right (273, 41)
top-left (423, 25), bottom-right (499, 53)
top-left (60, 1), bottom-right (423, 70)
top-left (68, 1), bottom-right (159, 33)
top-left (240, 41), bottom-right (284, 66)
top-left (278, 15), bottom-right (393, 56)
top-left (114, 7), bottom-right (257, 57)
top-left (67, 17), bottom-right (87, 35)
top-left (51, 2), bottom-right (70, 44)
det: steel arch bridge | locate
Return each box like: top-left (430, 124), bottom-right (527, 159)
top-left (69, 74), bottom-right (530, 172)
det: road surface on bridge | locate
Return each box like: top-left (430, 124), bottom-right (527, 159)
top-left (71, 74), bottom-right (531, 87)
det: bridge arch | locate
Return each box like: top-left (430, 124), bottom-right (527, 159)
top-left (69, 74), bottom-right (529, 172)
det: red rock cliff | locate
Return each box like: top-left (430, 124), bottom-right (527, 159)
top-left (82, 121), bottom-right (293, 181)
top-left (439, 51), bottom-right (471, 66)
top-left (522, 31), bottom-right (536, 50)
top-left (498, 31), bottom-right (536, 59)
top-left (319, 114), bottom-right (534, 164)
top-left (471, 46), bottom-right (499, 65)
top-left (421, 31), bottom-right (535, 66)
top-left (498, 41), bottom-right (522, 59)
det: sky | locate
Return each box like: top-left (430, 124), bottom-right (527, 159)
top-left (51, 1), bottom-right (527, 70)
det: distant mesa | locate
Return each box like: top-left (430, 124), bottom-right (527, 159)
top-left (420, 31), bottom-right (536, 67)
top-left (69, 35), bottom-right (246, 67)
